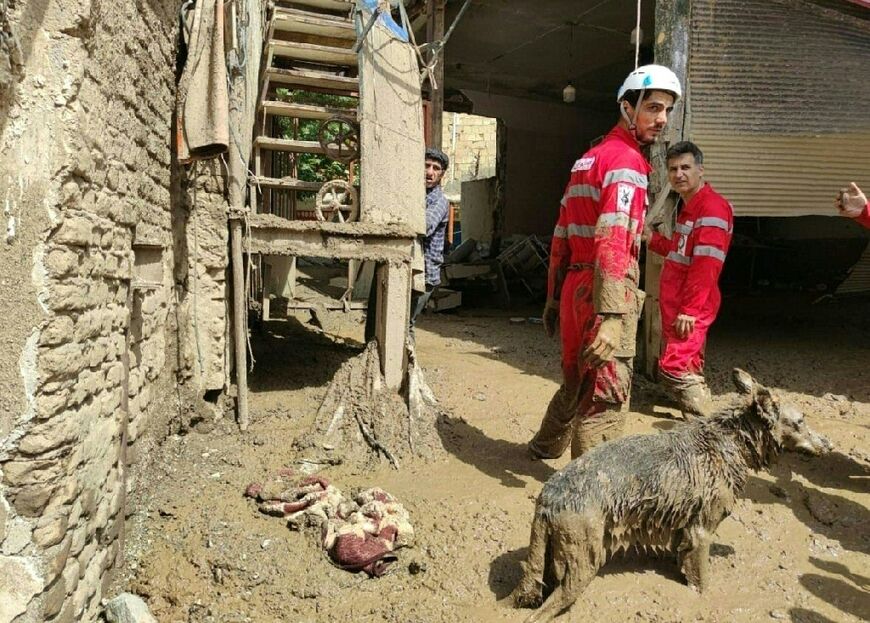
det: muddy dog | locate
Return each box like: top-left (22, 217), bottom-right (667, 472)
top-left (510, 369), bottom-right (831, 622)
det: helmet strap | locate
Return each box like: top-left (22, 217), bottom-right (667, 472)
top-left (620, 88), bottom-right (646, 141)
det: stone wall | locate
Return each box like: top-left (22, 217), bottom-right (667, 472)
top-left (440, 113), bottom-right (497, 197)
top-left (0, 0), bottom-right (209, 620)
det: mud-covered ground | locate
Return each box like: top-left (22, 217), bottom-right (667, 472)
top-left (119, 293), bottom-right (869, 623)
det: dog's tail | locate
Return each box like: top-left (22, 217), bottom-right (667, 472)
top-left (511, 510), bottom-right (550, 608)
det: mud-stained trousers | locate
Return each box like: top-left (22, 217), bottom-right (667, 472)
top-left (529, 269), bottom-right (641, 460)
top-left (658, 297), bottom-right (715, 418)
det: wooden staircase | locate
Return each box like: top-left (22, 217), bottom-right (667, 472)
top-left (252, 0), bottom-right (359, 223)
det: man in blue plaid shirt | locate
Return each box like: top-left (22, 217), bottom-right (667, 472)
top-left (411, 147), bottom-right (450, 326)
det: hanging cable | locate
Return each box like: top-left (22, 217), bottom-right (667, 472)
top-left (634, 0), bottom-right (642, 69)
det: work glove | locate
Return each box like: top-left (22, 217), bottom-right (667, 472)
top-left (582, 314), bottom-right (623, 367)
top-left (837, 182), bottom-right (867, 218)
top-left (543, 299), bottom-right (559, 339)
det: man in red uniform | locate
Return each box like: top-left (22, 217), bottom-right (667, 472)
top-left (647, 141), bottom-right (733, 418)
top-left (529, 65), bottom-right (682, 460)
top-left (836, 182), bottom-right (870, 229)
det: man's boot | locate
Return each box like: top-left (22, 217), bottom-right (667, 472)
top-left (569, 406), bottom-right (625, 460)
top-left (528, 384), bottom-right (577, 460)
top-left (660, 371), bottom-right (712, 420)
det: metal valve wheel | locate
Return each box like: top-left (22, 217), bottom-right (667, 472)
top-left (315, 180), bottom-right (359, 223)
top-left (317, 116), bottom-right (360, 163)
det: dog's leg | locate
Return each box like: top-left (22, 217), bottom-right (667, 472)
top-left (524, 513), bottom-right (602, 623)
top-left (511, 511), bottom-right (549, 608)
top-left (677, 524), bottom-right (711, 592)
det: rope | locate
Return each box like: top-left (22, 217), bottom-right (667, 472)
top-left (634, 0), bottom-right (642, 69)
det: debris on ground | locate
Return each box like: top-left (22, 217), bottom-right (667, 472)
top-left (293, 341), bottom-right (443, 468)
top-left (244, 470), bottom-right (413, 577)
top-left (104, 593), bottom-right (158, 623)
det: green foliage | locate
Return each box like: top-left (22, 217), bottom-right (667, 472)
top-left (274, 89), bottom-right (358, 192)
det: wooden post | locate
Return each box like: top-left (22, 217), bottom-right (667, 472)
top-left (230, 219), bottom-right (250, 430)
top-left (374, 262), bottom-right (411, 389)
top-left (426, 0), bottom-right (446, 149)
top-left (642, 0), bottom-right (691, 376)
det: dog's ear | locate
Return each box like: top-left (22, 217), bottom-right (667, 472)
top-left (733, 368), bottom-right (756, 395)
top-left (753, 388), bottom-right (778, 428)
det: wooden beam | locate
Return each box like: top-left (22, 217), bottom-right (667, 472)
top-left (230, 219), bottom-right (250, 430)
top-left (374, 262), bottom-right (411, 390)
top-left (251, 175), bottom-right (322, 192)
top-left (641, 0), bottom-right (691, 377)
top-left (425, 0), bottom-right (445, 149)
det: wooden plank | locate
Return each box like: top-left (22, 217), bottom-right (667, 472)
top-left (426, 0), bottom-right (446, 148)
top-left (275, 0), bottom-right (353, 13)
top-left (251, 175), bottom-right (322, 191)
top-left (269, 40), bottom-right (358, 67)
top-left (374, 262), bottom-right (411, 390)
top-left (265, 67), bottom-right (359, 94)
top-left (260, 99), bottom-right (358, 121)
top-left (273, 8), bottom-right (355, 39)
top-left (359, 16), bottom-right (425, 233)
top-left (254, 136), bottom-right (327, 155)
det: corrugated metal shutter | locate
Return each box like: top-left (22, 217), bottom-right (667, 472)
top-left (689, 0), bottom-right (870, 217)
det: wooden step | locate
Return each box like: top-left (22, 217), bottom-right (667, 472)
top-left (268, 40), bottom-right (358, 67)
top-left (251, 176), bottom-right (323, 192)
top-left (275, 0), bottom-right (354, 13)
top-left (264, 67), bottom-right (359, 94)
top-left (255, 136), bottom-right (328, 155)
top-left (272, 8), bottom-right (355, 40)
top-left (260, 100), bottom-right (358, 121)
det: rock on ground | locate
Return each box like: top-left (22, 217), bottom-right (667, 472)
top-left (104, 593), bottom-right (158, 623)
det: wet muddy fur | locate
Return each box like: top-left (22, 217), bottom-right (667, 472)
top-left (510, 369), bottom-right (831, 622)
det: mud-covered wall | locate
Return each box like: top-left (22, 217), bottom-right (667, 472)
top-left (464, 90), bottom-right (614, 238)
top-left (0, 0), bottom-right (189, 620)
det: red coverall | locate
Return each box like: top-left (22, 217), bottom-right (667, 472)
top-left (530, 125), bottom-right (649, 459)
top-left (856, 202), bottom-right (870, 229)
top-left (648, 183), bottom-right (733, 380)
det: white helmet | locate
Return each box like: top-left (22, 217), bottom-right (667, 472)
top-left (616, 64), bottom-right (682, 103)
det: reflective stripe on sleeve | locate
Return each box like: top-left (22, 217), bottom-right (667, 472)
top-left (675, 222), bottom-right (693, 235)
top-left (564, 183), bottom-right (601, 202)
top-left (597, 212), bottom-right (630, 228)
top-left (694, 245), bottom-right (727, 262)
top-left (567, 223), bottom-right (596, 238)
top-left (695, 217), bottom-right (732, 232)
top-left (666, 251), bottom-right (691, 265)
top-left (603, 168), bottom-right (648, 189)
top-left (553, 225), bottom-right (568, 239)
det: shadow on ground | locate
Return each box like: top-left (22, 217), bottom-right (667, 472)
top-left (436, 415), bottom-right (556, 488)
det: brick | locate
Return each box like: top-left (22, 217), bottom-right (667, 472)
top-left (44, 248), bottom-right (80, 277)
top-left (33, 512), bottom-right (69, 549)
top-left (39, 316), bottom-right (75, 347)
top-left (39, 343), bottom-right (87, 380)
top-left (42, 575), bottom-right (67, 618)
top-left (9, 484), bottom-right (57, 517)
top-left (17, 417), bottom-right (78, 456)
top-left (52, 216), bottom-right (93, 247)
